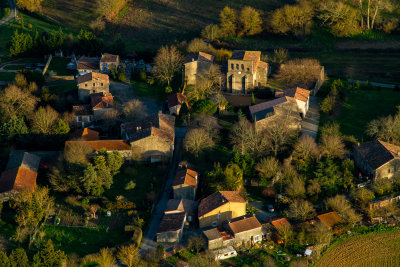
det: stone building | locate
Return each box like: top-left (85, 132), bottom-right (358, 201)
top-left (77, 72), bottom-right (110, 101)
top-left (183, 52), bottom-right (214, 86)
top-left (227, 51), bottom-right (269, 94)
top-left (353, 140), bottom-right (400, 180)
top-left (274, 87), bottom-right (311, 118)
top-left (121, 113), bottom-right (175, 162)
top-left (249, 97), bottom-right (301, 132)
top-left (164, 198), bottom-right (198, 223)
top-left (203, 216), bottom-right (263, 249)
top-left (156, 212), bottom-right (186, 243)
top-left (198, 191), bottom-right (246, 228)
top-left (168, 93), bottom-right (189, 116)
top-left (72, 105), bottom-right (93, 128)
top-left (90, 92), bottom-right (114, 121)
top-left (172, 169), bottom-right (198, 200)
top-left (64, 140), bottom-right (132, 158)
top-left (100, 53), bottom-right (120, 73)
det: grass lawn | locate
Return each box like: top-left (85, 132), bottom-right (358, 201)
top-left (131, 81), bottom-right (166, 101)
top-left (316, 230), bottom-right (400, 267)
top-left (48, 81), bottom-right (77, 94)
top-left (48, 57), bottom-right (73, 76)
top-left (3, 64), bottom-right (26, 70)
top-left (44, 225), bottom-right (131, 256)
top-left (321, 89), bottom-right (400, 141)
top-left (104, 163), bottom-right (166, 218)
top-left (0, 72), bottom-right (15, 81)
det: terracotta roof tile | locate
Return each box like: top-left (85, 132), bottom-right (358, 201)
top-left (100, 53), bottom-right (119, 63)
top-left (91, 92), bottom-right (114, 109)
top-left (184, 52), bottom-right (214, 64)
top-left (271, 218), bottom-right (291, 231)
top-left (65, 140), bottom-right (131, 151)
top-left (0, 167), bottom-right (37, 193)
top-left (228, 216), bottom-right (262, 234)
top-left (73, 105), bottom-right (93, 116)
top-left (157, 212), bottom-right (186, 233)
top-left (203, 228), bottom-right (222, 241)
top-left (276, 87), bottom-right (310, 103)
top-left (70, 128), bottom-right (99, 141)
top-left (168, 93), bottom-right (188, 108)
top-left (317, 211), bottom-right (343, 229)
top-left (198, 191), bottom-right (246, 217)
top-left (354, 140), bottom-right (400, 170)
top-left (173, 169), bottom-right (198, 187)
top-left (77, 72), bottom-right (109, 84)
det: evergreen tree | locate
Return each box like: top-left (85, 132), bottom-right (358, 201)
top-left (251, 92), bottom-right (255, 105)
top-left (9, 248), bottom-right (29, 267)
top-left (220, 6), bottom-right (237, 37)
top-left (40, 240), bottom-right (66, 267)
top-left (0, 251), bottom-right (10, 267)
top-left (0, 117), bottom-right (29, 140)
top-left (53, 119), bottom-right (70, 135)
top-left (314, 158), bottom-right (341, 196)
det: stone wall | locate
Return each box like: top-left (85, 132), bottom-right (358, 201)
top-left (78, 82), bottom-right (110, 101)
top-left (130, 135), bottom-right (174, 162)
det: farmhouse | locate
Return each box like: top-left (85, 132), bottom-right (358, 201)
top-left (73, 105), bottom-right (93, 128)
top-left (156, 212), bottom-right (186, 243)
top-left (165, 198), bottom-right (198, 222)
top-left (172, 169), bottom-right (198, 200)
top-left (198, 191), bottom-right (246, 228)
top-left (183, 52), bottom-right (214, 86)
top-left (353, 140), bottom-right (400, 179)
top-left (77, 56), bottom-right (100, 73)
top-left (227, 50), bottom-right (269, 94)
top-left (275, 87), bottom-right (311, 117)
top-left (317, 211), bottom-right (343, 229)
top-left (90, 92), bottom-right (114, 121)
top-left (168, 93), bottom-right (189, 116)
top-left (249, 97), bottom-right (301, 131)
top-left (77, 72), bottom-right (110, 101)
top-left (100, 53), bottom-right (120, 73)
top-left (0, 151), bottom-right (41, 194)
top-left (121, 113), bottom-right (175, 162)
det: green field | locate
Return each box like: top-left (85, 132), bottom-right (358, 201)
top-left (320, 89), bottom-right (400, 141)
top-left (3, 64), bottom-right (26, 70)
top-left (0, 72), bottom-right (15, 81)
top-left (48, 57), bottom-right (73, 75)
top-left (316, 230), bottom-right (400, 267)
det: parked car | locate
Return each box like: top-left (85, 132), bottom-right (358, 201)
top-left (267, 204), bottom-right (274, 213)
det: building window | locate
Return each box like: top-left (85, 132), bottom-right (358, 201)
top-left (236, 64), bottom-right (239, 70)
top-left (254, 235), bottom-right (260, 242)
top-left (241, 64), bottom-right (244, 70)
top-left (92, 90), bottom-right (96, 93)
top-left (247, 68), bottom-right (250, 71)
top-left (388, 169), bottom-right (391, 174)
top-left (85, 84), bottom-right (87, 87)
top-left (217, 212), bottom-right (221, 219)
top-left (231, 64), bottom-right (234, 69)
top-left (93, 83), bottom-right (95, 86)
top-left (101, 83), bottom-right (103, 86)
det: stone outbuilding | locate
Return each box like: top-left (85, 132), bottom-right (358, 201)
top-left (77, 56), bottom-right (100, 73)
top-left (168, 93), bottom-right (189, 116)
top-left (77, 72), bottom-right (110, 101)
top-left (172, 169), bottom-right (198, 200)
top-left (275, 87), bottom-right (311, 118)
top-left (100, 53), bottom-right (120, 73)
top-left (156, 212), bottom-right (186, 243)
top-left (183, 52), bottom-right (214, 86)
top-left (353, 140), bottom-right (400, 180)
top-left (90, 92), bottom-right (114, 121)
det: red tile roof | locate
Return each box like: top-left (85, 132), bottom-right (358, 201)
top-left (184, 52), bottom-right (214, 64)
top-left (157, 212), bottom-right (186, 233)
top-left (70, 128), bottom-right (99, 141)
top-left (0, 167), bottom-right (37, 193)
top-left (228, 216), bottom-right (262, 234)
top-left (198, 191), bottom-right (246, 217)
top-left (77, 72), bottom-right (109, 84)
top-left (276, 87), bottom-right (310, 103)
top-left (65, 140), bottom-right (131, 151)
top-left (317, 211), bottom-right (343, 229)
top-left (271, 218), bottom-right (291, 231)
top-left (173, 169), bottom-right (198, 187)
top-left (77, 57), bottom-right (99, 71)
top-left (91, 92), bottom-right (114, 109)
top-left (100, 53), bottom-right (119, 63)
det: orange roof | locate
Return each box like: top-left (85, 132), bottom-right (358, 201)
top-left (77, 72), bottom-right (109, 84)
top-left (91, 92), bottom-right (114, 109)
top-left (100, 53), bottom-right (119, 63)
top-left (173, 169), bottom-right (198, 187)
top-left (271, 218), bottom-right (291, 231)
top-left (317, 212), bottom-right (343, 229)
top-left (243, 51), bottom-right (261, 64)
top-left (379, 140), bottom-right (400, 158)
top-left (0, 167), bottom-right (37, 193)
top-left (275, 87), bottom-right (310, 103)
top-left (70, 128), bottom-right (99, 141)
top-left (228, 216), bottom-right (262, 234)
top-left (198, 52), bottom-right (214, 62)
top-left (258, 61), bottom-right (269, 69)
top-left (65, 140), bottom-right (131, 151)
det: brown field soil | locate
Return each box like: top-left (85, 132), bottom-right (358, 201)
top-left (316, 231), bottom-right (400, 267)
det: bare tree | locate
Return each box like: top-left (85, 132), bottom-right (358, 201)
top-left (275, 58), bottom-right (323, 89)
top-left (64, 141), bottom-right (93, 164)
top-left (153, 45), bottom-right (184, 86)
top-left (292, 135), bottom-right (319, 162)
top-left (307, 179), bottom-right (321, 197)
top-left (98, 247), bottom-right (116, 267)
top-left (117, 244), bottom-right (140, 267)
top-left (184, 128), bottom-right (214, 157)
top-left (187, 38), bottom-right (210, 53)
top-left (277, 224), bottom-right (293, 247)
top-left (188, 236), bottom-right (205, 254)
top-left (367, 114), bottom-right (400, 145)
top-left (97, 0), bottom-right (127, 22)
top-left (210, 91), bottom-right (228, 113)
top-left (312, 222), bottom-right (332, 245)
top-left (230, 118), bottom-right (266, 156)
top-left (286, 177), bottom-right (306, 199)
top-left (186, 64), bottom-right (222, 102)
top-left (30, 105), bottom-right (59, 134)
top-left (287, 199), bottom-right (316, 220)
top-left (320, 134), bottom-right (347, 159)
top-left (16, 0), bottom-right (43, 12)
top-left (122, 99), bottom-right (147, 121)
top-left (0, 85), bottom-right (38, 120)
top-left (188, 251), bottom-right (220, 267)
top-left (193, 114), bottom-right (221, 138)
top-left (326, 195), bottom-right (362, 224)
top-left (256, 157), bottom-right (280, 186)
top-left (201, 24), bottom-right (221, 41)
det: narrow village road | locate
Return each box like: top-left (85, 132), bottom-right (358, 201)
top-left (140, 128), bottom-right (186, 255)
top-left (0, 0), bottom-right (16, 26)
top-left (348, 79), bottom-right (398, 89)
top-left (301, 96), bottom-right (320, 140)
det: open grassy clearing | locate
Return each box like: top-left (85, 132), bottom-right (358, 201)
top-left (47, 57), bottom-right (73, 76)
top-left (316, 230), bottom-right (400, 267)
top-left (0, 71), bottom-right (15, 81)
top-left (320, 89), bottom-right (400, 141)
top-left (3, 64), bottom-right (26, 70)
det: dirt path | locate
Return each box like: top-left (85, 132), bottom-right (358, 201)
top-left (0, 0), bottom-right (16, 27)
top-left (301, 96), bottom-right (320, 140)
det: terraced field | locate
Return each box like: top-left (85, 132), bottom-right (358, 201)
top-left (316, 231), bottom-right (400, 267)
